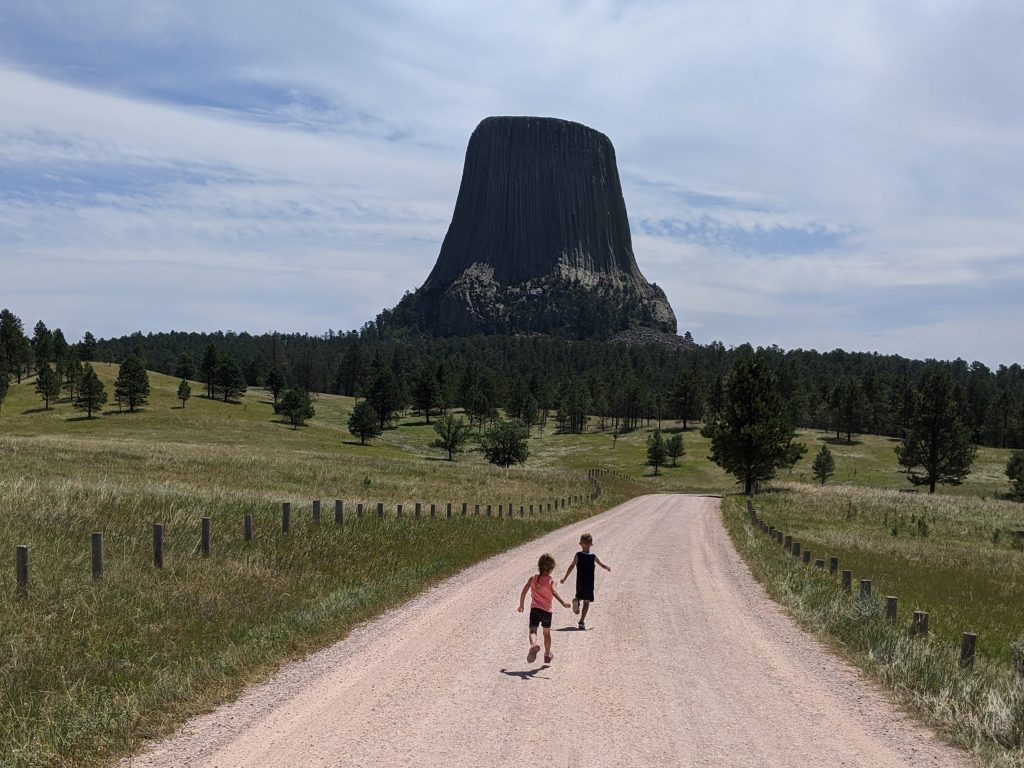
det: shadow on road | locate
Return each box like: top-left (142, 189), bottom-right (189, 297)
top-left (499, 666), bottom-right (549, 680)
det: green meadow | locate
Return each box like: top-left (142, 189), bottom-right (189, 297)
top-left (1, 365), bottom-right (1021, 766)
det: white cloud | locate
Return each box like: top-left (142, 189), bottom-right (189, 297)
top-left (1, 1), bottom-right (1022, 365)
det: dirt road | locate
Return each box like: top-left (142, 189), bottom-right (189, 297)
top-left (124, 495), bottom-right (971, 767)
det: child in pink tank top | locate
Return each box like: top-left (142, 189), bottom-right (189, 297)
top-left (517, 553), bottom-right (570, 664)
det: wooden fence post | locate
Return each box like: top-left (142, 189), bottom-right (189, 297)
top-left (960, 633), bottom-right (977, 669)
top-left (430, 504), bottom-right (436, 518)
top-left (792, 542), bottom-right (801, 558)
top-left (829, 556), bottom-right (839, 575)
top-left (313, 500), bottom-right (321, 525)
top-left (886, 596), bottom-right (898, 623)
top-left (396, 504), bottom-right (403, 518)
top-left (461, 503), bottom-right (467, 516)
top-left (201, 517), bottom-right (211, 557)
top-left (814, 559), bottom-right (824, 569)
top-left (475, 504), bottom-right (480, 516)
top-left (784, 535), bottom-right (792, 551)
top-left (335, 500), bottom-right (344, 525)
top-left (447, 503), bottom-right (452, 518)
top-left (415, 503), bottom-right (421, 518)
top-left (154, 523), bottom-right (164, 568)
top-left (486, 504), bottom-right (492, 517)
top-left (842, 570), bottom-right (852, 592)
top-left (357, 503), bottom-right (364, 519)
top-left (520, 505), bottom-right (524, 517)
top-left (802, 550), bottom-right (811, 564)
top-left (16, 545), bottom-right (28, 595)
top-left (282, 502), bottom-right (291, 534)
top-left (92, 532), bottom-right (104, 579)
top-left (529, 504), bottom-right (534, 516)
top-left (859, 580), bottom-right (872, 598)
top-left (498, 504), bottom-right (503, 518)
top-left (377, 503), bottom-right (384, 518)
top-left (244, 514), bottom-right (253, 542)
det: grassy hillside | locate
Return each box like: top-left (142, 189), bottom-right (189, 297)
top-left (1, 366), bottom-right (1020, 766)
top-left (0, 367), bottom-right (628, 768)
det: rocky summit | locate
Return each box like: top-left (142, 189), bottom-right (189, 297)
top-left (383, 116), bottom-right (677, 339)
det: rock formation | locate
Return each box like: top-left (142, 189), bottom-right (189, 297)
top-left (384, 116), bottom-right (677, 338)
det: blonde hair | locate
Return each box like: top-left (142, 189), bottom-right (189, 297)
top-left (537, 553), bottom-right (556, 574)
top-left (580, 533), bottom-right (593, 545)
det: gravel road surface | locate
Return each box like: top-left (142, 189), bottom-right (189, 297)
top-left (123, 494), bottom-right (971, 767)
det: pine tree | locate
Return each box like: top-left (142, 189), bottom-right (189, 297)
top-left (175, 351), bottom-right (197, 380)
top-left (412, 367), bottom-right (439, 424)
top-left (0, 362), bottom-right (9, 413)
top-left (1007, 450), bottom-right (1024, 500)
top-left (646, 430), bottom-right (667, 475)
top-left (278, 388), bottom-right (314, 428)
top-left (812, 445), bottom-right (835, 485)
top-left (215, 357), bottom-right (247, 402)
top-left (665, 433), bottom-right (685, 466)
top-left (201, 344), bottom-right (218, 398)
top-left (35, 365), bottom-right (60, 409)
top-left (177, 379), bottom-right (192, 408)
top-left (75, 364), bottom-right (107, 418)
top-left (896, 368), bottom-right (977, 493)
top-left (367, 368), bottom-right (402, 429)
top-left (114, 355), bottom-right (150, 412)
top-left (31, 321), bottom-right (53, 371)
top-left (670, 371), bottom-right (703, 429)
top-left (347, 401), bottom-right (381, 444)
top-left (434, 413), bottom-right (472, 460)
top-left (63, 357), bottom-right (82, 400)
top-left (80, 331), bottom-right (97, 361)
top-left (265, 366), bottom-right (286, 404)
top-left (701, 355), bottom-right (800, 494)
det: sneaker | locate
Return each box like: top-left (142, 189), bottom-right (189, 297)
top-left (527, 644), bottom-right (540, 663)
top-left (544, 653), bottom-right (553, 663)
top-left (572, 598), bottom-right (580, 614)
top-left (578, 620), bottom-right (586, 630)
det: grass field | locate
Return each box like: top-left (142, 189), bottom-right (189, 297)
top-left (2, 365), bottom-right (1022, 766)
top-left (0, 367), bottom-right (630, 767)
top-left (724, 493), bottom-right (1024, 766)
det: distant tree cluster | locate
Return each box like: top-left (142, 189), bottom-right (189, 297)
top-left (85, 324), bottom-right (1024, 458)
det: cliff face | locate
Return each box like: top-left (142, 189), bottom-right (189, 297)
top-left (389, 116), bottom-right (677, 338)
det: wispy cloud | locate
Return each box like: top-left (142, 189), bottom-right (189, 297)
top-left (0, 1), bottom-right (1022, 365)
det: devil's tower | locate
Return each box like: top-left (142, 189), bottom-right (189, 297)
top-left (385, 116), bottom-right (677, 338)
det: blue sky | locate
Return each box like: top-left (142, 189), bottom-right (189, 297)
top-left (1, 1), bottom-right (1022, 366)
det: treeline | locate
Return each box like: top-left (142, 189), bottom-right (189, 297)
top-left (3, 307), bottom-right (1023, 450)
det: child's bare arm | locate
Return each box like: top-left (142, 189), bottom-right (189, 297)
top-left (550, 585), bottom-right (571, 609)
top-left (517, 578), bottom-right (532, 612)
top-left (560, 554), bottom-right (577, 583)
top-left (596, 556), bottom-right (611, 572)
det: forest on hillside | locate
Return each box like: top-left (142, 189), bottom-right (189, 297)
top-left (3, 307), bottom-right (1021, 451)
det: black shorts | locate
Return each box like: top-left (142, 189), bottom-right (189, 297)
top-left (529, 607), bottom-right (552, 629)
top-left (575, 589), bottom-right (595, 602)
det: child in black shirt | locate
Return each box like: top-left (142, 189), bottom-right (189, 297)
top-left (560, 532), bottom-right (611, 630)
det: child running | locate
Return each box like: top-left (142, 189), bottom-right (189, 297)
top-left (560, 533), bottom-right (611, 630)
top-left (517, 553), bottom-right (571, 664)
